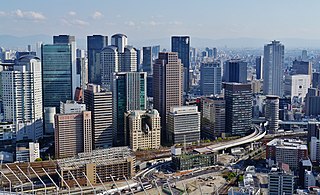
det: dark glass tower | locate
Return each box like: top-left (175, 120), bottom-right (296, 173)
top-left (224, 59), bottom-right (247, 83)
top-left (142, 46), bottom-right (152, 75)
top-left (87, 35), bottom-right (108, 84)
top-left (171, 36), bottom-right (190, 92)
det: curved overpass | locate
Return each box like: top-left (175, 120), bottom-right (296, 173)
top-left (194, 124), bottom-right (266, 153)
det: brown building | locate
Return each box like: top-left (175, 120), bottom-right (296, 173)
top-left (54, 111), bottom-right (92, 159)
top-left (153, 52), bottom-right (183, 143)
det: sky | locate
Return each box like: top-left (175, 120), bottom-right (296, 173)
top-left (0, 0), bottom-right (319, 44)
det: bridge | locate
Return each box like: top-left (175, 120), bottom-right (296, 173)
top-left (194, 124), bottom-right (266, 153)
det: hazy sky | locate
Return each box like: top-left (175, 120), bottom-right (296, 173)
top-left (0, 0), bottom-right (319, 41)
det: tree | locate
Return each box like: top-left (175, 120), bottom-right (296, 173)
top-left (35, 157), bottom-right (42, 162)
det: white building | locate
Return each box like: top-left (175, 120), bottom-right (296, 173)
top-left (44, 107), bottom-right (56, 135)
top-left (60, 100), bottom-right (86, 114)
top-left (125, 109), bottom-right (161, 151)
top-left (305, 170), bottom-right (316, 188)
top-left (16, 142), bottom-right (40, 162)
top-left (167, 106), bottom-right (200, 144)
top-left (111, 34), bottom-right (128, 53)
top-left (101, 46), bottom-right (119, 90)
top-left (284, 74), bottom-right (310, 102)
top-left (263, 40), bottom-right (284, 96)
top-left (2, 55), bottom-right (43, 141)
top-left (310, 137), bottom-right (320, 163)
top-left (0, 123), bottom-right (15, 141)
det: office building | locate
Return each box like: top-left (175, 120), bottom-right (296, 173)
top-left (265, 95), bottom-right (279, 133)
top-left (292, 60), bottom-right (312, 76)
top-left (113, 72), bottom-right (146, 146)
top-left (200, 62), bottom-right (222, 96)
top-left (213, 48), bottom-right (217, 59)
top-left (167, 106), bottom-right (200, 144)
top-left (54, 110), bottom-right (92, 159)
top-left (76, 52), bottom-right (88, 92)
top-left (44, 107), bottom-right (56, 135)
top-left (16, 142), bottom-right (40, 162)
top-left (201, 97), bottom-right (225, 139)
top-left (152, 45), bottom-right (160, 59)
top-left (111, 34), bottom-right (127, 53)
top-left (256, 56), bottom-right (263, 80)
top-left (42, 43), bottom-right (74, 112)
top-left (284, 74), bottom-right (310, 101)
top-left (87, 35), bottom-right (108, 84)
top-left (310, 137), bottom-right (320, 163)
top-left (142, 46), bottom-right (152, 75)
top-left (124, 109), bottom-right (161, 151)
top-left (84, 84), bottom-right (113, 149)
top-left (0, 122), bottom-right (15, 141)
top-left (100, 46), bottom-right (119, 89)
top-left (266, 138), bottom-right (308, 171)
top-left (268, 165), bottom-right (294, 195)
top-left (305, 88), bottom-right (320, 116)
top-left (60, 100), bottom-right (86, 114)
top-left (172, 152), bottom-right (217, 171)
top-left (52, 35), bottom-right (79, 96)
top-left (312, 72), bottom-right (320, 89)
top-left (307, 121), bottom-right (320, 142)
top-left (225, 83), bottom-right (252, 136)
top-left (122, 46), bottom-right (137, 72)
top-left (251, 79), bottom-right (262, 94)
top-left (224, 59), bottom-right (247, 83)
top-left (263, 40), bottom-right (285, 96)
top-left (171, 36), bottom-right (190, 92)
top-left (2, 55), bottom-right (43, 141)
top-left (302, 50), bottom-right (308, 61)
top-left (153, 52), bottom-right (183, 143)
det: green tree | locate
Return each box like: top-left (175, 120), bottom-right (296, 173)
top-left (35, 157), bottom-right (42, 162)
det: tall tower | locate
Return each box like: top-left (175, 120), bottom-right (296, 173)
top-left (84, 84), bottom-right (113, 149)
top-left (122, 46), bottom-right (137, 72)
top-left (87, 35), bottom-right (108, 84)
top-left (224, 59), bottom-right (247, 83)
top-left (200, 62), bottom-right (222, 96)
top-left (111, 34), bottom-right (128, 53)
top-left (100, 46), bottom-right (119, 90)
top-left (142, 46), bottom-right (152, 75)
top-left (171, 36), bottom-right (190, 92)
top-left (263, 40), bottom-right (284, 96)
top-left (2, 55), bottom-right (43, 141)
top-left (153, 52), bottom-right (183, 143)
top-left (113, 72), bottom-right (147, 146)
top-left (225, 83), bottom-right (252, 136)
top-left (256, 56), bottom-right (263, 80)
top-left (265, 95), bottom-right (279, 133)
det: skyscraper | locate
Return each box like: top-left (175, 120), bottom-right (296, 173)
top-left (113, 72), bottom-right (147, 146)
top-left (265, 95), bottom-right (280, 133)
top-left (111, 34), bottom-right (128, 53)
top-left (225, 83), bottom-right (252, 136)
top-left (263, 40), bottom-right (285, 96)
top-left (2, 55), bottom-right (43, 141)
top-left (84, 84), bottom-right (113, 149)
top-left (122, 46), bottom-right (137, 72)
top-left (142, 46), bottom-right (152, 75)
top-left (100, 46), bottom-right (119, 89)
top-left (224, 59), bottom-right (247, 83)
top-left (256, 56), bottom-right (263, 80)
top-left (200, 62), bottom-right (222, 96)
top-left (87, 35), bottom-right (108, 84)
top-left (171, 36), bottom-right (190, 92)
top-left (153, 52), bottom-right (183, 143)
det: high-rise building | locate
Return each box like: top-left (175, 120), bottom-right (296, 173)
top-left (76, 50), bottom-right (88, 92)
top-left (2, 55), bottom-right (43, 141)
top-left (153, 52), bottom-right (183, 143)
top-left (84, 84), bottom-right (113, 149)
top-left (113, 72), bottom-right (146, 146)
top-left (54, 110), bottom-right (92, 159)
top-left (152, 45), bottom-right (160, 59)
top-left (42, 35), bottom-right (79, 112)
top-left (268, 166), bottom-right (294, 195)
top-left (111, 34), bottom-right (128, 53)
top-left (53, 35), bottom-right (79, 95)
top-left (284, 74), bottom-right (310, 101)
top-left (224, 59), bottom-right (247, 83)
top-left (266, 138), bottom-right (308, 171)
top-left (213, 48), bottom-right (217, 59)
top-left (171, 36), bottom-right (190, 92)
top-left (263, 40), bottom-right (285, 96)
top-left (302, 50), bottom-right (308, 61)
top-left (256, 56), bottom-right (263, 80)
top-left (265, 95), bottom-right (279, 133)
top-left (201, 97), bottom-right (225, 139)
top-left (100, 46), bottom-right (119, 89)
top-left (87, 35), bottom-right (108, 84)
top-left (225, 83), bottom-right (252, 136)
top-left (60, 100), bottom-right (86, 114)
top-left (310, 137), bottom-right (320, 163)
top-left (292, 60), bottom-right (312, 76)
top-left (312, 72), bottom-right (320, 89)
top-left (167, 106), bottom-right (200, 144)
top-left (305, 88), bottom-right (320, 116)
top-left (44, 107), bottom-right (56, 135)
top-left (125, 109), bottom-right (161, 151)
top-left (122, 46), bottom-right (137, 72)
top-left (142, 46), bottom-right (152, 75)
top-left (200, 62), bottom-right (222, 96)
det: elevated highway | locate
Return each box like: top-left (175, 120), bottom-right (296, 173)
top-left (194, 124), bottom-right (266, 153)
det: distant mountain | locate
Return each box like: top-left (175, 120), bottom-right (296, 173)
top-left (1, 34), bottom-right (320, 50)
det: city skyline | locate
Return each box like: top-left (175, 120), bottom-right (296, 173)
top-left (1, 0), bottom-right (320, 48)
